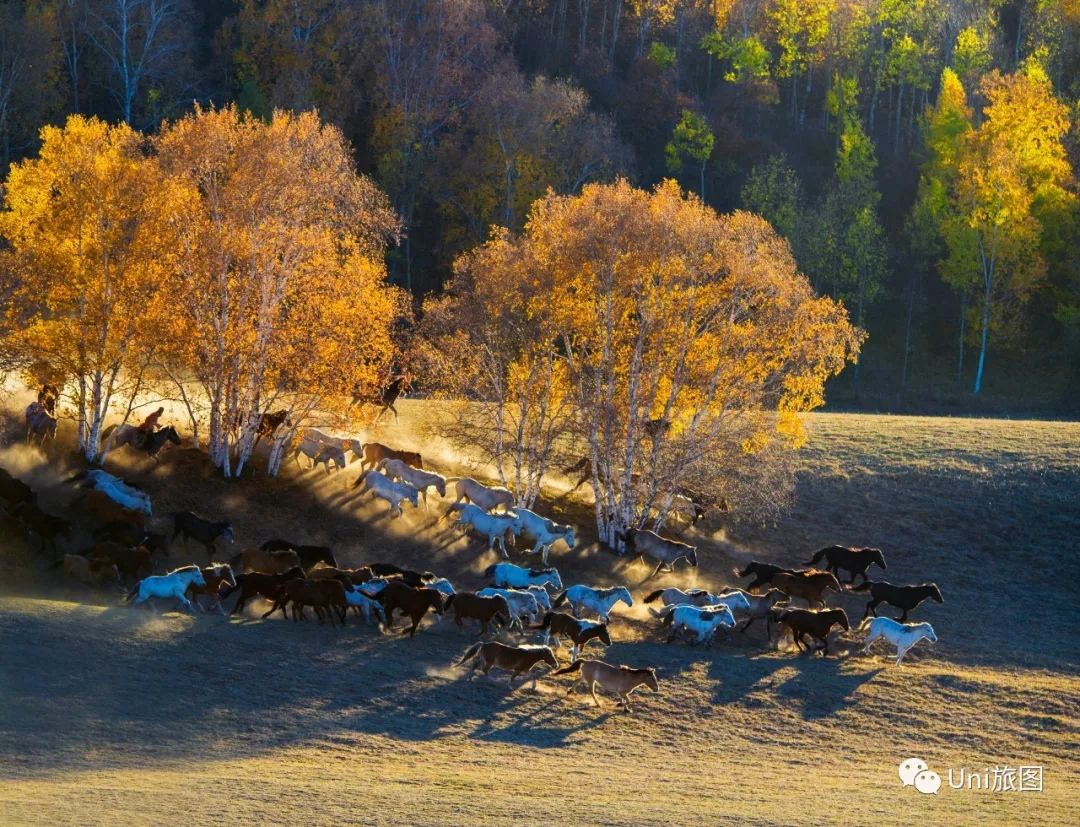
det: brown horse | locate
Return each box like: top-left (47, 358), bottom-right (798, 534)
top-left (771, 571), bottom-right (842, 608)
top-left (444, 592), bottom-right (511, 637)
top-left (76, 490), bottom-right (146, 532)
top-left (534, 612), bottom-right (612, 660)
top-left (186, 564), bottom-right (238, 614)
top-left (736, 560), bottom-right (799, 592)
top-left (359, 443), bottom-right (423, 471)
top-left (229, 548), bottom-right (300, 575)
top-left (456, 642), bottom-right (559, 688)
top-left (251, 410), bottom-right (292, 450)
top-left (377, 580), bottom-right (445, 636)
top-left (621, 529), bottom-right (697, 578)
top-left (263, 578), bottom-right (350, 625)
top-left (221, 566), bottom-right (305, 615)
top-left (773, 607), bottom-right (850, 655)
top-left (52, 554), bottom-right (122, 590)
top-left (554, 659), bottom-right (660, 712)
top-left (85, 543), bottom-right (152, 583)
top-left (25, 401), bottom-right (58, 444)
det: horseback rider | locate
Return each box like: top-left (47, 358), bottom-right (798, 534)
top-left (135, 406), bottom-right (165, 450)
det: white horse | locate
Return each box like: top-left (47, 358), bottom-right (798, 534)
top-left (70, 469), bottom-right (152, 515)
top-left (522, 584), bottom-right (553, 611)
top-left (659, 604), bottom-right (736, 645)
top-left (447, 477), bottom-right (515, 512)
top-left (484, 561), bottom-right (562, 591)
top-left (354, 470), bottom-right (420, 517)
top-left (345, 589), bottom-right (386, 626)
top-left (477, 587), bottom-right (542, 629)
top-left (293, 437), bottom-right (347, 474)
top-left (643, 586), bottom-right (724, 613)
top-left (125, 566), bottom-right (206, 614)
top-left (509, 508), bottom-right (577, 566)
top-left (425, 577), bottom-right (456, 597)
top-left (554, 585), bottom-right (633, 623)
top-left (861, 617), bottom-right (938, 665)
top-left (376, 459), bottom-right (447, 507)
top-left (450, 502), bottom-right (519, 556)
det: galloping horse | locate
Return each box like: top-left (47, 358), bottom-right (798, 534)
top-left (554, 659), bottom-right (660, 712)
top-left (100, 423), bottom-right (181, 461)
top-left (456, 642), bottom-right (559, 688)
top-left (860, 616), bottom-right (938, 665)
top-left (125, 566), bottom-right (206, 614)
top-left (621, 529), bottom-right (698, 579)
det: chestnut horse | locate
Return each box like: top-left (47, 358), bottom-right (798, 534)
top-left (444, 592), bottom-right (511, 636)
top-left (554, 659), bottom-right (660, 712)
top-left (771, 570), bottom-right (842, 608)
top-left (377, 580), bottom-right (445, 636)
top-left (456, 642), bottom-right (558, 688)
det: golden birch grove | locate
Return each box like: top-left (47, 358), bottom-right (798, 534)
top-left (433, 179), bottom-right (863, 545)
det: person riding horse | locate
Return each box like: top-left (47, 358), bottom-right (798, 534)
top-left (135, 407), bottom-right (165, 450)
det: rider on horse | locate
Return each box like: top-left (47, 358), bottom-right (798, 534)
top-left (135, 406), bottom-right (165, 450)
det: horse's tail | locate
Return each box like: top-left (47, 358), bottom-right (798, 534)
top-left (805, 548), bottom-right (826, 566)
top-left (481, 563), bottom-right (497, 579)
top-left (856, 616), bottom-right (875, 633)
top-left (530, 611), bottom-right (553, 631)
top-left (100, 424), bottom-right (117, 446)
top-left (642, 589), bottom-right (664, 604)
top-left (551, 590), bottom-right (568, 608)
top-left (455, 642), bottom-right (483, 666)
top-left (851, 580), bottom-right (876, 593)
top-left (660, 607), bottom-right (677, 627)
top-left (122, 582), bottom-right (142, 604)
top-left (552, 659), bottom-right (582, 676)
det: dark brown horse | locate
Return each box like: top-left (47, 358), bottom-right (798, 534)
top-left (773, 607), bottom-right (850, 655)
top-left (805, 545), bottom-right (887, 584)
top-left (262, 578), bottom-right (350, 625)
top-left (259, 538), bottom-right (337, 570)
top-left (736, 561), bottom-right (799, 592)
top-left (76, 490), bottom-right (145, 531)
top-left (853, 580), bottom-right (944, 622)
top-left (377, 580), bottom-right (445, 636)
top-left (221, 566), bottom-right (305, 615)
top-left (251, 410), bottom-right (292, 450)
top-left (85, 542), bottom-right (152, 583)
top-left (456, 642), bottom-right (558, 687)
top-left (16, 503), bottom-right (71, 555)
top-left (171, 511), bottom-right (234, 559)
top-left (358, 443), bottom-right (424, 472)
top-left (771, 570), bottom-right (842, 608)
top-left (186, 564), bottom-right (238, 614)
top-left (444, 592), bottom-right (511, 636)
top-left (360, 562), bottom-right (435, 588)
top-left (534, 612), bottom-right (612, 660)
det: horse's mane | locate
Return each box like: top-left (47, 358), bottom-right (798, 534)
top-left (528, 567), bottom-right (557, 576)
top-left (167, 565), bottom-right (201, 575)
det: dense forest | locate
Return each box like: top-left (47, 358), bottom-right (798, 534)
top-left (0, 0), bottom-right (1078, 413)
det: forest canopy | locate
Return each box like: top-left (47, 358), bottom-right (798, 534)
top-left (0, 0), bottom-right (1077, 410)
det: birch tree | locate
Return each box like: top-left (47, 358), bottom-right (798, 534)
top-left (155, 105), bottom-right (402, 477)
top-left (0, 115), bottom-right (179, 460)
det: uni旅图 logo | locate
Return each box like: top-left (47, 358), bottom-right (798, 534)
top-left (899, 758), bottom-right (1044, 795)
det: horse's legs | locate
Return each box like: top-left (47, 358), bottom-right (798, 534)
top-left (863, 600), bottom-right (878, 619)
top-left (739, 617), bottom-right (756, 634)
top-left (178, 593), bottom-right (197, 616)
top-left (648, 561), bottom-right (665, 580)
top-left (589, 683), bottom-right (602, 708)
top-left (896, 643), bottom-right (910, 665)
top-left (898, 608), bottom-right (910, 623)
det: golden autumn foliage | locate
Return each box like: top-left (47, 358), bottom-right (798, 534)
top-left (0, 109), bottom-right (404, 473)
top-left (0, 116), bottom-right (184, 458)
top-left (426, 179), bottom-right (863, 540)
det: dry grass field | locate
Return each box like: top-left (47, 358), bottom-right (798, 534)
top-left (0, 400), bottom-right (1078, 825)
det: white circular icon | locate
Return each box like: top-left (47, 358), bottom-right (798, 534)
top-left (898, 758), bottom-right (929, 786)
top-left (914, 769), bottom-right (942, 795)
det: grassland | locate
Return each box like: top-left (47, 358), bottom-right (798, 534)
top-left (0, 402), bottom-right (1078, 825)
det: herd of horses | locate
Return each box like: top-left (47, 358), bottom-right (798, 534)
top-left (1, 407), bottom-right (946, 713)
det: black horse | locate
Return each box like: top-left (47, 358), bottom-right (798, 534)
top-left (805, 545), bottom-right (887, 584)
top-left (171, 511), bottom-right (234, 559)
top-left (853, 580), bottom-right (944, 622)
top-left (736, 561), bottom-right (799, 592)
top-left (260, 538), bottom-right (337, 570)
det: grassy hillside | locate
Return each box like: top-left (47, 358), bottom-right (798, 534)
top-left (0, 402), bottom-right (1077, 825)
